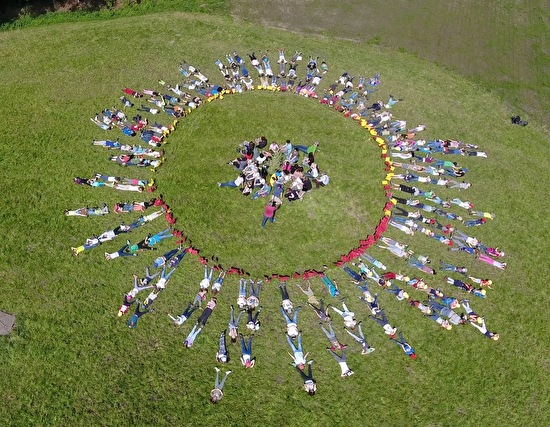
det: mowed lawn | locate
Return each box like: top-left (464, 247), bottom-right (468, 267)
top-left (0, 11), bottom-right (550, 427)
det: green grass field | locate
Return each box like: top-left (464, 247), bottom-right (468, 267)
top-left (1, 6), bottom-right (550, 427)
top-left (232, 0), bottom-right (550, 127)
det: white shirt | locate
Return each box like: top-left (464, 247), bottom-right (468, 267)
top-left (99, 230), bottom-right (116, 243)
top-left (383, 324), bottom-right (395, 335)
top-left (155, 278), bottom-right (167, 289)
top-left (105, 251), bottom-right (119, 260)
top-left (237, 295), bottom-right (247, 309)
top-left (318, 174), bottom-right (329, 185)
top-left (282, 300), bottom-right (293, 312)
top-left (293, 351), bottom-right (306, 366)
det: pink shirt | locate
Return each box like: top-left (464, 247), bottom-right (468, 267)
top-left (264, 204), bottom-right (277, 218)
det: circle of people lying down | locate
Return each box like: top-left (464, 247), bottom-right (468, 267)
top-left (68, 48), bottom-right (505, 400)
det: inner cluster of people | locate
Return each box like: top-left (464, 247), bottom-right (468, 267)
top-left (68, 46), bottom-right (506, 403)
top-left (218, 136), bottom-right (329, 226)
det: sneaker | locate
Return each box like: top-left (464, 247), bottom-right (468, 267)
top-left (226, 370), bottom-right (232, 374)
top-left (214, 367), bottom-right (220, 372)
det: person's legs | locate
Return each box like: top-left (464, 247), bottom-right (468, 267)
top-left (157, 228), bottom-right (173, 241)
top-left (286, 334), bottom-right (298, 353)
top-left (229, 305), bottom-right (236, 325)
top-left (142, 209), bottom-right (165, 223)
top-left (357, 322), bottom-right (366, 340)
top-left (119, 246), bottom-right (137, 257)
top-left (478, 253), bottom-right (495, 265)
top-left (219, 181), bottom-right (238, 188)
top-left (187, 323), bottom-right (198, 339)
top-left (280, 307), bottom-right (292, 324)
top-left (214, 367), bottom-right (221, 388)
top-left (461, 299), bottom-right (472, 314)
top-left (331, 305), bottom-right (343, 316)
top-left (163, 266), bottom-right (177, 280)
top-left (469, 320), bottom-right (485, 333)
top-left (344, 327), bottom-right (361, 343)
top-left (239, 279), bottom-right (247, 296)
top-left (183, 302), bottom-right (198, 318)
top-left (320, 323), bottom-right (334, 340)
top-left (234, 310), bottom-right (243, 326)
top-left (279, 283), bottom-right (290, 300)
top-left (193, 325), bottom-right (203, 340)
top-left (247, 336), bottom-right (253, 355)
top-left (250, 281), bottom-right (259, 298)
top-left (389, 337), bottom-right (402, 348)
top-left (369, 315), bottom-right (385, 327)
top-left (440, 306), bottom-right (453, 318)
top-left (292, 306), bottom-right (300, 324)
top-left (239, 334), bottom-right (246, 354)
top-left (218, 370), bottom-right (231, 390)
top-left (453, 230), bottom-right (468, 240)
top-left (326, 348), bottom-right (344, 363)
top-left (429, 301), bottom-right (445, 312)
top-left (319, 298), bottom-right (326, 313)
top-left (218, 330), bottom-right (227, 356)
top-left (344, 266), bottom-right (363, 282)
top-left (261, 216), bottom-right (268, 227)
top-left (397, 331), bottom-right (406, 344)
top-left (295, 365), bottom-right (309, 382)
top-left (144, 266), bottom-right (160, 283)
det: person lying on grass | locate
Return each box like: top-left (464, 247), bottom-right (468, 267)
top-left (240, 334), bottom-right (256, 368)
top-left (127, 300), bottom-right (153, 328)
top-left (210, 367), bottom-right (232, 404)
top-left (327, 347), bottom-right (354, 377)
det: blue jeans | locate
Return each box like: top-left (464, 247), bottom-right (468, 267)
top-left (241, 335), bottom-right (253, 355)
top-left (219, 181), bottom-right (238, 188)
top-left (218, 331), bottom-right (227, 357)
top-left (261, 216), bottom-right (274, 227)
